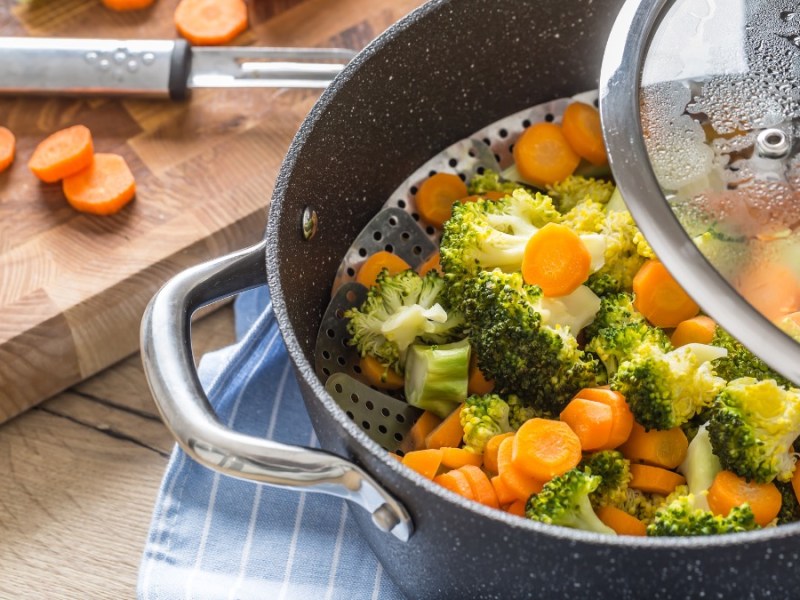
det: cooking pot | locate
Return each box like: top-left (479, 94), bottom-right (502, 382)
top-left (141, 0), bottom-right (800, 597)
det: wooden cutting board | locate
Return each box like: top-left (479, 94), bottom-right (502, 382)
top-left (0, 0), bottom-right (426, 424)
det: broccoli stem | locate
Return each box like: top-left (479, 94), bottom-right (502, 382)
top-left (404, 339), bottom-right (471, 418)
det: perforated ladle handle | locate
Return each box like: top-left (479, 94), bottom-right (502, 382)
top-left (140, 240), bottom-right (413, 541)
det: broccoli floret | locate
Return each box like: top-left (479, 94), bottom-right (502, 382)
top-left (525, 469), bottom-right (616, 535)
top-left (581, 450), bottom-right (632, 508)
top-left (460, 393), bottom-right (513, 454)
top-left (461, 270), bottom-right (601, 413)
top-left (439, 189), bottom-right (561, 290)
top-left (584, 293), bottom-right (671, 378)
top-left (467, 169), bottom-right (522, 196)
top-left (776, 481), bottom-right (800, 525)
top-left (711, 328), bottom-right (791, 388)
top-left (677, 423), bottom-right (722, 511)
top-left (620, 488), bottom-right (667, 524)
top-left (345, 270), bottom-right (465, 372)
top-left (777, 314), bottom-right (800, 343)
top-left (507, 394), bottom-right (550, 429)
top-left (708, 377), bottom-right (800, 483)
top-left (404, 340), bottom-right (471, 418)
top-left (646, 493), bottom-right (759, 536)
top-left (545, 175), bottom-right (615, 213)
top-left (611, 343), bottom-right (727, 430)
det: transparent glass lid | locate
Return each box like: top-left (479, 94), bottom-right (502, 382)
top-left (600, 0), bottom-right (800, 383)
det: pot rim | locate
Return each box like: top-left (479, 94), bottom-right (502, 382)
top-left (266, 0), bottom-right (800, 548)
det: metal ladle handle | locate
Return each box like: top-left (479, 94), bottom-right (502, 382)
top-left (140, 241), bottom-right (413, 541)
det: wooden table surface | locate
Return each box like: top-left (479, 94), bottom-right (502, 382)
top-left (0, 0), bottom-right (427, 596)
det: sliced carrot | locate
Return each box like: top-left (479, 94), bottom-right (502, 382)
top-left (0, 126), bottom-right (15, 173)
top-left (521, 223), bottom-right (591, 297)
top-left (629, 463), bottom-right (686, 496)
top-left (28, 124), bottom-right (93, 183)
top-left (618, 422), bottom-right (689, 469)
top-left (670, 315), bottom-right (717, 347)
top-left (596, 505), bottom-right (646, 536)
top-left (399, 410), bottom-right (442, 453)
top-left (416, 173), bottom-right (469, 228)
top-left (707, 470), bottom-right (781, 527)
top-left (498, 437), bottom-right (545, 499)
top-left (174, 0), bottom-right (248, 46)
top-left (425, 404), bottom-right (465, 450)
top-left (355, 251), bottom-right (411, 288)
top-left (506, 499), bottom-right (527, 517)
top-left (512, 418), bottom-right (582, 481)
top-left (483, 431), bottom-right (515, 474)
top-left (441, 447), bottom-right (483, 469)
top-left (459, 465), bottom-right (500, 509)
top-left (736, 262), bottom-right (800, 322)
top-left (560, 102), bottom-right (608, 166)
top-left (468, 355), bottom-right (495, 396)
top-left (512, 122), bottom-right (581, 187)
top-left (359, 355), bottom-right (404, 391)
top-left (417, 251), bottom-right (442, 277)
top-left (573, 388), bottom-right (634, 449)
top-left (62, 153), bottom-right (136, 216)
top-left (460, 191), bottom-right (509, 203)
top-left (101, 0), bottom-right (155, 10)
top-left (559, 397), bottom-right (614, 451)
top-left (434, 469), bottom-right (475, 500)
top-left (491, 475), bottom-right (518, 506)
top-left (633, 260), bottom-right (700, 328)
top-left (793, 465), bottom-right (800, 506)
top-left (401, 448), bottom-right (443, 480)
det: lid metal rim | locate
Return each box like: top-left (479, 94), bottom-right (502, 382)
top-left (599, 0), bottom-right (800, 386)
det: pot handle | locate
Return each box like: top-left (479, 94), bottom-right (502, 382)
top-left (140, 240), bottom-right (413, 542)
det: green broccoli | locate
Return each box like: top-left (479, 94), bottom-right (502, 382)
top-left (461, 270), bottom-right (601, 413)
top-left (646, 493), bottom-right (759, 536)
top-left (545, 175), bottom-right (615, 213)
top-left (677, 423), bottom-right (722, 511)
top-left (580, 450), bottom-right (632, 508)
top-left (525, 468), bottom-right (616, 535)
top-left (345, 269), bottom-right (465, 372)
top-left (460, 393), bottom-right (513, 454)
top-left (711, 328), bottom-right (791, 388)
top-left (708, 377), bottom-right (800, 483)
top-left (776, 481), bottom-right (800, 525)
top-left (620, 488), bottom-right (667, 524)
top-left (467, 169), bottom-right (523, 196)
top-left (584, 293), bottom-right (671, 378)
top-left (404, 340), bottom-right (471, 418)
top-left (777, 314), bottom-right (800, 343)
top-left (611, 343), bottom-right (727, 430)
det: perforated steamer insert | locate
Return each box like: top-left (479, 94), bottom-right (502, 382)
top-left (314, 91), bottom-right (600, 452)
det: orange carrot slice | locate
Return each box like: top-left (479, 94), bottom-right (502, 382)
top-left (359, 355), bottom-right (404, 391)
top-left (434, 469), bottom-right (475, 500)
top-left (401, 448), bottom-right (443, 480)
top-left (506, 499), bottom-right (527, 517)
top-left (459, 465), bottom-right (500, 509)
top-left (793, 465), bottom-right (800, 507)
top-left (559, 397), bottom-right (614, 452)
top-left (521, 223), bottom-right (591, 297)
top-left (0, 126), bottom-right (15, 173)
top-left (417, 251), bottom-right (442, 277)
top-left (618, 422), bottom-right (688, 470)
top-left (513, 122), bottom-right (581, 187)
top-left (491, 475), bottom-right (518, 506)
top-left (425, 404), bottom-right (465, 450)
top-left (399, 410), bottom-right (442, 453)
top-left (62, 153), bottom-right (136, 216)
top-left (440, 447), bottom-right (483, 469)
top-left (736, 262), bottom-right (800, 322)
top-left (416, 173), bottom-right (468, 228)
top-left (707, 470), bottom-right (781, 527)
top-left (29, 124), bottom-right (93, 183)
top-left (101, 0), bottom-right (155, 9)
top-left (483, 432), bottom-right (515, 474)
top-left (174, 0), bottom-right (249, 46)
top-left (633, 260), bottom-right (700, 328)
top-left (560, 102), bottom-right (608, 166)
top-left (596, 505), bottom-right (646, 536)
top-left (467, 355), bottom-right (495, 396)
top-left (512, 418), bottom-right (582, 481)
top-left (573, 388), bottom-right (634, 449)
top-left (629, 463), bottom-right (686, 496)
top-left (355, 250), bottom-right (411, 288)
top-left (670, 315), bottom-right (717, 347)
top-left (498, 437), bottom-right (544, 500)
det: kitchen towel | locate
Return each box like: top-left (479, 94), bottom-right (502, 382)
top-left (137, 286), bottom-right (404, 600)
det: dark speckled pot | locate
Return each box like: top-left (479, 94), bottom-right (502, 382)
top-left (265, 1), bottom-right (800, 598)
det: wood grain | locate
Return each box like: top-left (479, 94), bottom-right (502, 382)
top-left (0, 0), bottom-right (407, 424)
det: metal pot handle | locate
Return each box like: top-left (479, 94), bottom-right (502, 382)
top-left (140, 240), bottom-right (413, 542)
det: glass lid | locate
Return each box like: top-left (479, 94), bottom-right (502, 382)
top-left (600, 0), bottom-right (800, 384)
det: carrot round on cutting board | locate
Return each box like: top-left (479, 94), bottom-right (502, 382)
top-left (521, 223), bottom-right (592, 297)
top-left (512, 418), bottom-right (582, 481)
top-left (28, 124), bottom-right (93, 183)
top-left (633, 260), bottom-right (700, 328)
top-left (0, 126), bottom-right (15, 173)
top-left (101, 0), bottom-right (155, 10)
top-left (707, 470), bottom-right (781, 527)
top-left (355, 251), bottom-right (411, 288)
top-left (174, 0), bottom-right (249, 46)
top-left (512, 122), bottom-right (581, 187)
top-left (560, 102), bottom-right (608, 166)
top-left (415, 172), bottom-right (468, 228)
top-left (62, 153), bottom-right (136, 216)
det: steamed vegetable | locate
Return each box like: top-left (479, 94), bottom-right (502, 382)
top-left (404, 340), bottom-right (471, 418)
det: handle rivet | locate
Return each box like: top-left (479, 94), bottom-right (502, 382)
top-left (756, 128), bottom-right (790, 159)
top-left (302, 207), bottom-right (318, 240)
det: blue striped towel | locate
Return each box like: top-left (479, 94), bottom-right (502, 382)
top-left (138, 286), bottom-right (404, 600)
